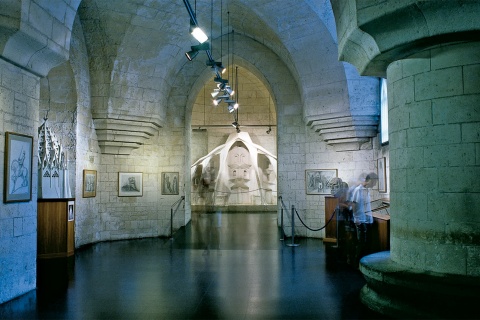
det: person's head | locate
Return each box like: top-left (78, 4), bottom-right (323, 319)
top-left (363, 173), bottom-right (378, 188)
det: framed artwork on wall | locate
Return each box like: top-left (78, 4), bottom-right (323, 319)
top-left (305, 169), bottom-right (338, 195)
top-left (162, 172), bottom-right (179, 195)
top-left (377, 157), bottom-right (387, 193)
top-left (83, 169), bottom-right (97, 198)
top-left (118, 172), bottom-right (143, 197)
top-left (4, 132), bottom-right (33, 203)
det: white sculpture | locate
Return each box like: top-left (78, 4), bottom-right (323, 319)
top-left (38, 118), bottom-right (72, 199)
top-left (191, 132), bottom-right (277, 206)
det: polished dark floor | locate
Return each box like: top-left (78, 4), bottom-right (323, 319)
top-left (0, 213), bottom-right (385, 319)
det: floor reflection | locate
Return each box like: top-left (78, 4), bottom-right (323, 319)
top-left (0, 212), bottom-right (384, 319)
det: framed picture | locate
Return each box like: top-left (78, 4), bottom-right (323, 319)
top-left (83, 169), bottom-right (97, 198)
top-left (305, 169), bottom-right (338, 195)
top-left (68, 200), bottom-right (75, 221)
top-left (4, 132), bottom-right (33, 203)
top-left (377, 157), bottom-right (387, 193)
top-left (118, 172), bottom-right (143, 197)
top-left (161, 172), bottom-right (179, 195)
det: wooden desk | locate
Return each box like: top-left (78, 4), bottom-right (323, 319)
top-left (369, 212), bottom-right (390, 252)
top-left (323, 196), bottom-right (338, 244)
top-left (323, 197), bottom-right (390, 254)
top-left (37, 198), bottom-right (75, 259)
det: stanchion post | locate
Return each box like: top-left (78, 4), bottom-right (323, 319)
top-left (170, 207), bottom-right (173, 239)
top-left (287, 204), bottom-right (299, 247)
top-left (280, 204), bottom-right (284, 241)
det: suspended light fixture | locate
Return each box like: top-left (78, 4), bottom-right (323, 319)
top-left (190, 21), bottom-right (208, 43)
top-left (224, 85), bottom-right (234, 96)
top-left (185, 42), bottom-right (210, 61)
top-left (228, 104), bottom-right (235, 113)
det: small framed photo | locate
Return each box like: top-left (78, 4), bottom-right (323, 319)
top-left (68, 200), bottom-right (75, 221)
top-left (83, 169), bottom-right (97, 198)
top-left (305, 169), bottom-right (338, 195)
top-left (118, 172), bottom-right (143, 197)
top-left (4, 132), bottom-right (33, 203)
top-left (161, 172), bottom-right (179, 195)
top-left (377, 157), bottom-right (387, 193)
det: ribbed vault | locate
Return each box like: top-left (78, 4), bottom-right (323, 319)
top-left (75, 0), bottom-right (379, 154)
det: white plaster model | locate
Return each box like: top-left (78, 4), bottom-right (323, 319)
top-left (191, 131), bottom-right (277, 206)
top-left (38, 118), bottom-right (72, 199)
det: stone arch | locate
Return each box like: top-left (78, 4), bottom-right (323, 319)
top-left (0, 0), bottom-right (81, 76)
top-left (168, 34), bottom-right (302, 212)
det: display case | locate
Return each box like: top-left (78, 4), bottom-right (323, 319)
top-left (37, 198), bottom-right (75, 259)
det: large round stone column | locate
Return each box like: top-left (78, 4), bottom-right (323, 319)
top-left (388, 43), bottom-right (480, 275)
top-left (330, 1), bottom-right (480, 317)
top-left (360, 41), bottom-right (480, 319)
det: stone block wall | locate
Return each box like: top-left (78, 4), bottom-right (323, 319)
top-left (70, 16), bottom-right (103, 247)
top-left (0, 60), bottom-right (40, 304)
top-left (388, 42), bottom-right (480, 275)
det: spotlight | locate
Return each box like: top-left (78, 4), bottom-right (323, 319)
top-left (211, 89), bottom-right (220, 98)
top-left (232, 121), bottom-right (238, 127)
top-left (214, 76), bottom-right (228, 85)
top-left (228, 104), bottom-right (235, 113)
top-left (207, 61), bottom-right (225, 75)
top-left (213, 98), bottom-right (222, 106)
top-left (224, 86), bottom-right (234, 96)
top-left (185, 50), bottom-right (199, 61)
top-left (234, 102), bottom-right (239, 110)
top-left (185, 42), bottom-right (210, 61)
top-left (190, 22), bottom-right (208, 43)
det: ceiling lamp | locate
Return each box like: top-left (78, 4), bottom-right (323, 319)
top-left (185, 50), bottom-right (199, 61)
top-left (228, 104), bottom-right (235, 113)
top-left (224, 86), bottom-right (234, 96)
top-left (185, 42), bottom-right (210, 61)
top-left (190, 21), bottom-right (208, 43)
top-left (211, 89), bottom-right (220, 98)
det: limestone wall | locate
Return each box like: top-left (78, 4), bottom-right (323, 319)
top-left (0, 60), bottom-right (40, 304)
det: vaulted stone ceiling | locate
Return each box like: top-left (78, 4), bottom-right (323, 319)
top-left (72, 0), bottom-right (379, 152)
top-left (0, 0), bottom-right (373, 154)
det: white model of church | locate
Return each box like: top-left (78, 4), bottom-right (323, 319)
top-left (37, 118), bottom-right (72, 199)
top-left (191, 131), bottom-right (277, 206)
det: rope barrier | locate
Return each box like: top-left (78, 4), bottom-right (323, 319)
top-left (294, 207), bottom-right (336, 232)
top-left (278, 195), bottom-right (336, 233)
top-left (191, 187), bottom-right (274, 195)
top-left (170, 196), bottom-right (185, 239)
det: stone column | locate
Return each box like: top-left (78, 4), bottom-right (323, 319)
top-left (331, 1), bottom-right (480, 317)
top-left (387, 43), bottom-right (480, 275)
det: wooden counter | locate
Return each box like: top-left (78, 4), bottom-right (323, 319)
top-left (37, 198), bottom-right (75, 259)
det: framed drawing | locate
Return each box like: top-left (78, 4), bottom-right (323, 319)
top-left (305, 169), bottom-right (338, 195)
top-left (162, 172), bottom-right (179, 195)
top-left (118, 172), bottom-right (143, 197)
top-left (68, 200), bottom-right (75, 221)
top-left (83, 169), bottom-right (97, 198)
top-left (4, 132), bottom-right (33, 203)
top-left (377, 157), bottom-right (387, 193)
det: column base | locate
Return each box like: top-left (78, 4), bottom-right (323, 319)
top-left (359, 251), bottom-right (480, 319)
